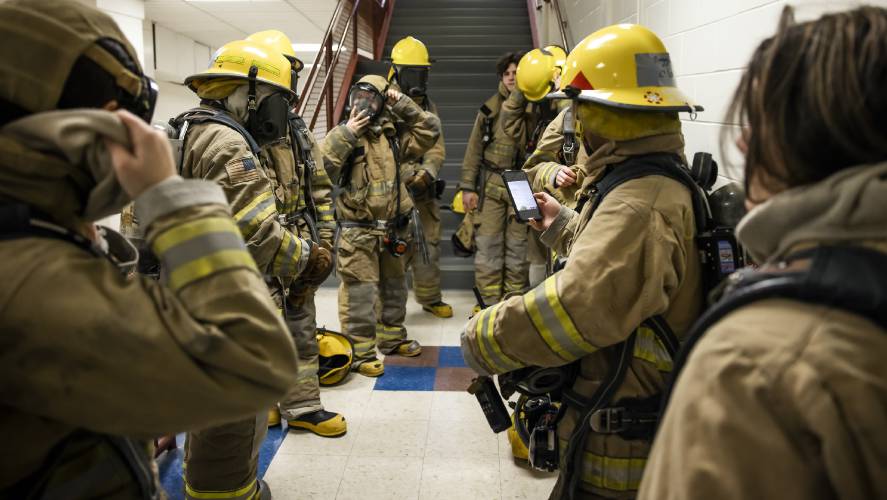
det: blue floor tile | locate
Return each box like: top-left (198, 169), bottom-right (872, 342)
top-left (373, 366), bottom-right (437, 391)
top-left (438, 346), bottom-right (468, 368)
top-left (158, 425), bottom-right (288, 500)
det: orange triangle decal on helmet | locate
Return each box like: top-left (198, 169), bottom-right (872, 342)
top-left (569, 71), bottom-right (595, 91)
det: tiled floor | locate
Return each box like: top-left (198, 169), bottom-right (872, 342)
top-left (157, 289), bottom-right (557, 499)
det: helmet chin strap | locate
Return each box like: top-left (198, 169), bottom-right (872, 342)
top-left (247, 65), bottom-right (259, 133)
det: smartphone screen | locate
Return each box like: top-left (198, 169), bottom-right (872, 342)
top-left (502, 171), bottom-right (542, 223)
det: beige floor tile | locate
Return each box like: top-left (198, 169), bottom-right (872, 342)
top-left (419, 456), bottom-right (501, 500)
top-left (263, 453), bottom-right (348, 500)
top-left (430, 391), bottom-right (487, 424)
top-left (276, 417), bottom-right (363, 456)
top-left (499, 456), bottom-right (558, 500)
top-left (314, 287), bottom-right (341, 332)
top-left (319, 386), bottom-right (372, 421)
top-left (351, 418), bottom-right (430, 458)
top-left (364, 391), bottom-right (434, 421)
top-left (336, 456), bottom-right (423, 500)
top-left (424, 417), bottom-right (499, 459)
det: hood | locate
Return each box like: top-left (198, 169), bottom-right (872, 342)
top-left (737, 162), bottom-right (887, 263)
top-left (578, 132), bottom-right (687, 193)
top-left (0, 109), bottom-right (130, 230)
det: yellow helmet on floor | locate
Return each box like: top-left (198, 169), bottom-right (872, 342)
top-left (516, 48), bottom-right (558, 102)
top-left (184, 39), bottom-right (294, 96)
top-left (391, 36), bottom-right (431, 66)
top-left (552, 24), bottom-right (701, 112)
top-left (246, 29), bottom-right (305, 73)
top-left (317, 328), bottom-right (353, 386)
top-left (543, 44), bottom-right (567, 74)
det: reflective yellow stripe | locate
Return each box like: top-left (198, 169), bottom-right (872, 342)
top-left (367, 180), bottom-right (395, 196)
top-left (633, 326), bottom-right (673, 371)
top-left (474, 303), bottom-right (521, 372)
top-left (523, 275), bottom-right (596, 362)
top-left (353, 340), bottom-right (375, 355)
top-left (153, 217), bottom-right (238, 255)
top-left (234, 191), bottom-right (276, 237)
top-left (581, 452), bottom-right (647, 492)
top-left (185, 478), bottom-right (257, 500)
top-left (271, 231), bottom-right (304, 277)
top-left (168, 249), bottom-right (256, 290)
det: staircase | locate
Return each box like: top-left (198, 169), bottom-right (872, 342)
top-left (363, 0), bottom-right (534, 289)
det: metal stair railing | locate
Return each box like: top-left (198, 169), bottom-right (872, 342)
top-left (297, 0), bottom-right (395, 135)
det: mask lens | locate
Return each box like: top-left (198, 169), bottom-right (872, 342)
top-left (349, 86), bottom-right (382, 117)
top-left (398, 67), bottom-right (428, 96)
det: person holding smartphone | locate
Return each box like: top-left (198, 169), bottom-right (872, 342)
top-left (321, 75), bottom-right (441, 377)
top-left (461, 25), bottom-right (703, 499)
top-left (0, 1), bottom-right (298, 497)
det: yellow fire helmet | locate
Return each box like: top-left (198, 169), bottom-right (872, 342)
top-left (184, 39), bottom-right (295, 97)
top-left (246, 29), bottom-right (305, 73)
top-left (391, 35), bottom-right (431, 66)
top-left (317, 328), bottom-right (353, 386)
top-left (543, 44), bottom-right (567, 75)
top-left (516, 48), bottom-right (558, 102)
top-left (551, 24), bottom-right (701, 113)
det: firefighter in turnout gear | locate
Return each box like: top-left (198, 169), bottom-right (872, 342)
top-left (460, 51), bottom-right (532, 311)
top-left (178, 38), bottom-right (334, 498)
top-left (461, 25), bottom-right (704, 499)
top-left (503, 46), bottom-right (578, 288)
top-left (0, 1), bottom-right (298, 497)
top-left (321, 74), bottom-right (441, 377)
top-left (388, 36), bottom-right (453, 318)
top-left (244, 30), bottom-right (347, 439)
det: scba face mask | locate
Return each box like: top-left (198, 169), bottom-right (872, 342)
top-left (250, 91), bottom-right (292, 146)
top-left (349, 83), bottom-right (384, 120)
top-left (396, 66), bottom-right (429, 97)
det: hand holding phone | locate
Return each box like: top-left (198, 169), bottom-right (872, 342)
top-left (501, 170), bottom-right (542, 223)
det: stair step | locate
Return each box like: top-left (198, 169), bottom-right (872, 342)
top-left (389, 15), bottom-right (529, 26)
top-left (388, 24), bottom-right (530, 37)
top-left (428, 59), bottom-right (499, 74)
top-left (427, 73), bottom-right (499, 89)
top-left (386, 33), bottom-right (531, 47)
top-left (395, 0), bottom-right (522, 7)
top-left (386, 44), bottom-right (531, 59)
top-left (437, 102), bottom-right (483, 121)
top-left (393, 7), bottom-right (528, 18)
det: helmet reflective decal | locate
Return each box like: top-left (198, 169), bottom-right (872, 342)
top-left (634, 53), bottom-right (675, 87)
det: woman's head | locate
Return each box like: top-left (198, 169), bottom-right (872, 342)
top-left (727, 6), bottom-right (887, 204)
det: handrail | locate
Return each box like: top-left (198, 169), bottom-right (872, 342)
top-left (546, 0), bottom-right (570, 52)
top-left (311, 0), bottom-right (360, 130)
top-left (532, 0), bottom-right (570, 51)
top-left (549, 0), bottom-right (570, 50)
top-left (297, 0), bottom-right (348, 116)
top-left (296, 0), bottom-right (394, 133)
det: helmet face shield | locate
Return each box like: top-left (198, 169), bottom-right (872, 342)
top-left (396, 66), bottom-right (429, 97)
top-left (349, 83), bottom-right (384, 119)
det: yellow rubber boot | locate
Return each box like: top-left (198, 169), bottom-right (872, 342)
top-left (507, 422), bottom-right (529, 461)
top-left (288, 409), bottom-right (347, 437)
top-left (357, 359), bottom-right (385, 377)
top-left (395, 340), bottom-right (422, 357)
top-left (267, 407), bottom-right (281, 427)
top-left (422, 301), bottom-right (454, 318)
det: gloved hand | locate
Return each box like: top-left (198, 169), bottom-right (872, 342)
top-left (405, 170), bottom-right (435, 200)
top-left (288, 241), bottom-right (333, 308)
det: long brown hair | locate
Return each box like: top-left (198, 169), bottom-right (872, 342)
top-left (725, 5), bottom-right (887, 202)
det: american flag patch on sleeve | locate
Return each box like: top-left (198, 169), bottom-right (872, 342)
top-left (225, 156), bottom-right (259, 184)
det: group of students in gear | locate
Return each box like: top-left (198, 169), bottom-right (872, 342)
top-left (1, 0), bottom-right (885, 499)
top-left (458, 4), bottom-right (887, 500)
